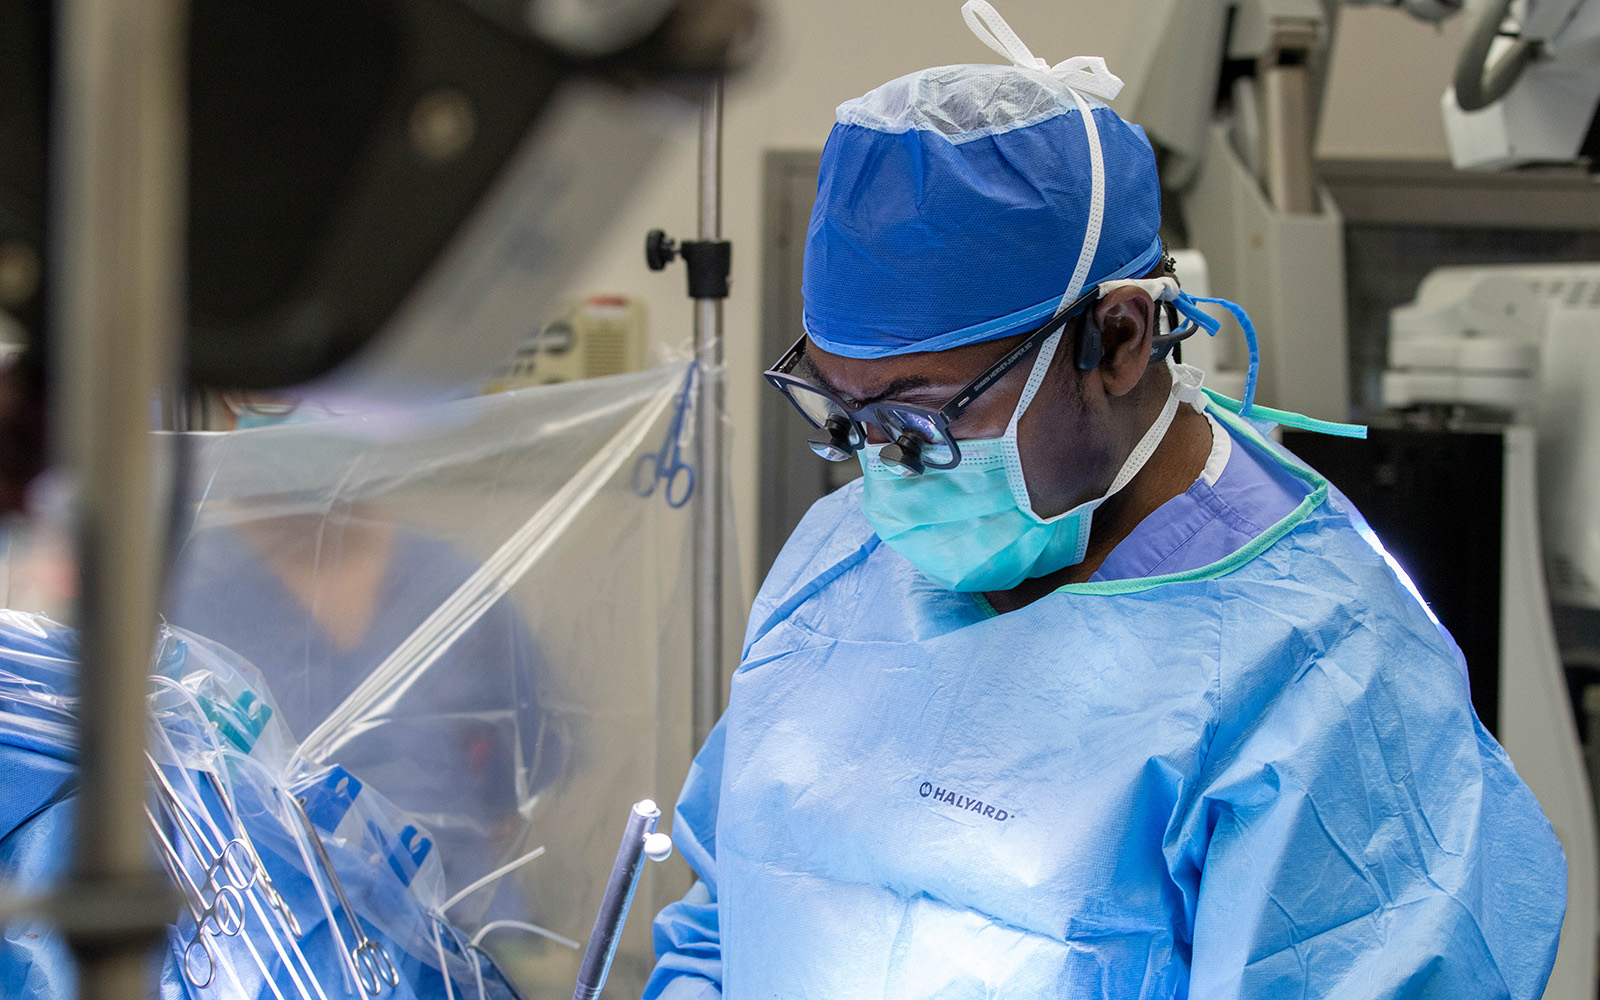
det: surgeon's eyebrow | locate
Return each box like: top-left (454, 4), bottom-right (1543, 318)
top-left (824, 371), bottom-right (935, 408)
top-left (795, 353), bottom-right (937, 408)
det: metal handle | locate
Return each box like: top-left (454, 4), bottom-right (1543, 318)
top-left (571, 800), bottom-right (671, 1000)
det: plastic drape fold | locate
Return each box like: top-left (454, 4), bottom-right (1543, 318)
top-left (1, 363), bottom-right (710, 999)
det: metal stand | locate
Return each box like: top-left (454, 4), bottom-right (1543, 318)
top-left (692, 79), bottom-right (726, 751)
top-left (645, 77), bottom-right (730, 750)
top-left (52, 0), bottom-right (188, 994)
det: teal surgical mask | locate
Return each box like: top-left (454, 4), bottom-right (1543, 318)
top-left (858, 330), bottom-right (1204, 592)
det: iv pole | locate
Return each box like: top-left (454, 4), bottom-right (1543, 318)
top-left (646, 77), bottom-right (731, 750)
top-left (692, 79), bottom-right (727, 751)
top-left (51, 0), bottom-right (187, 996)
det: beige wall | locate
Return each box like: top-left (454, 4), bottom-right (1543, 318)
top-left (1320, 6), bottom-right (1468, 160)
top-left (568, 0), bottom-right (1473, 613)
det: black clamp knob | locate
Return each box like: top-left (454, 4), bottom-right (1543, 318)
top-left (645, 228), bottom-right (732, 301)
top-left (645, 229), bottom-right (678, 271)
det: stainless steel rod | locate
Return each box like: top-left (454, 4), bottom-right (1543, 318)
top-left (53, 0), bottom-right (188, 994)
top-left (691, 77), bottom-right (726, 750)
top-left (571, 800), bottom-right (661, 1000)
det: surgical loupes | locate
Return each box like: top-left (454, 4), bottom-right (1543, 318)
top-left (571, 799), bottom-right (675, 1000)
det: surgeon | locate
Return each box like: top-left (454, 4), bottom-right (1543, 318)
top-left (644, 3), bottom-right (1566, 998)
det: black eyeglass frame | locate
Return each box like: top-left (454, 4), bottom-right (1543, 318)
top-left (764, 286), bottom-right (1107, 473)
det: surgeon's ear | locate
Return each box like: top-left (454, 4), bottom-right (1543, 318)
top-left (1093, 288), bottom-right (1156, 398)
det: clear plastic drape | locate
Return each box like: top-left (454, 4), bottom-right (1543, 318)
top-left (158, 363), bottom-right (705, 998)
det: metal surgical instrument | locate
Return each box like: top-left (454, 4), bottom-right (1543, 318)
top-left (145, 803), bottom-right (244, 988)
top-left (631, 363), bottom-right (698, 508)
top-left (146, 753), bottom-right (257, 897)
top-left (290, 794), bottom-right (401, 997)
top-left (571, 799), bottom-right (675, 1000)
top-left (202, 767), bottom-right (303, 938)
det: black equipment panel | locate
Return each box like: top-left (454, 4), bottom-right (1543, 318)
top-left (1283, 428), bottom-right (1504, 735)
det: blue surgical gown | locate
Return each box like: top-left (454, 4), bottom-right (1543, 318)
top-left (646, 410), bottom-right (1565, 999)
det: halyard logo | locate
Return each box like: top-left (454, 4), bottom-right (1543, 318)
top-left (918, 781), bottom-right (1011, 821)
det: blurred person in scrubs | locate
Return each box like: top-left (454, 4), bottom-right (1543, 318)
top-left (645, 4), bottom-right (1566, 998)
top-left (166, 391), bottom-right (565, 912)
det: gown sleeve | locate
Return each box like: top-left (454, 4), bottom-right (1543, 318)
top-left (1172, 598), bottom-right (1567, 1000)
top-left (643, 717), bottom-right (727, 1000)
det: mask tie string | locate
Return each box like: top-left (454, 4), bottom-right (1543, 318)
top-left (960, 1), bottom-right (1128, 319)
top-left (960, 0), bottom-right (1048, 71)
top-left (1169, 292), bottom-right (1261, 416)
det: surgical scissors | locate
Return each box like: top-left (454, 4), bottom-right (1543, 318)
top-left (290, 794), bottom-right (400, 997)
top-left (631, 363), bottom-right (697, 508)
top-left (146, 803), bottom-right (245, 988)
top-left (202, 767), bottom-right (303, 938)
top-left (147, 754), bottom-right (257, 898)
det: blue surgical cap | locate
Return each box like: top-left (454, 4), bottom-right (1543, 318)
top-left (802, 3), bottom-right (1165, 359)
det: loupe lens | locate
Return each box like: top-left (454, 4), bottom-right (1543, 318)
top-left (880, 407), bottom-right (952, 466)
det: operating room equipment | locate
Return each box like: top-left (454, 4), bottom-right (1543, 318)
top-left (0, 0), bottom-right (755, 990)
top-left (1115, 0), bottom-right (1599, 424)
top-left (0, 611), bottom-right (533, 1000)
top-left (293, 368), bottom-right (684, 769)
top-left (1443, 0), bottom-right (1600, 170)
top-left (640, 75), bottom-right (734, 750)
top-left (144, 359), bottom-right (712, 995)
top-left (0, 0), bottom-right (756, 398)
top-left (572, 800), bottom-right (673, 1000)
top-left (481, 296), bottom-right (651, 393)
top-left (147, 756), bottom-right (260, 903)
top-left (144, 802), bottom-right (243, 989)
top-left (632, 364), bottom-right (699, 508)
top-left (201, 768), bottom-right (303, 940)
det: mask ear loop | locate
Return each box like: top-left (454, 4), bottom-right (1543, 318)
top-left (1075, 277), bottom-right (1186, 372)
top-left (1005, 330), bottom-right (1065, 440)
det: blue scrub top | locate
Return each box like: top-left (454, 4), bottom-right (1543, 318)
top-left (1092, 412), bottom-right (1302, 583)
top-left (166, 525), bottom-right (562, 897)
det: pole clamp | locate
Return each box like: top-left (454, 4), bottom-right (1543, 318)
top-left (645, 229), bottom-right (732, 300)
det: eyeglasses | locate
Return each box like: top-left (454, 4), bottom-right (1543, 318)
top-left (764, 288), bottom-right (1102, 477)
top-left (766, 283), bottom-right (1194, 476)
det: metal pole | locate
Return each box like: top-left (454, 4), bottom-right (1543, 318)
top-left (691, 78), bottom-right (726, 750)
top-left (53, 0), bottom-right (188, 994)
